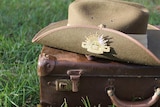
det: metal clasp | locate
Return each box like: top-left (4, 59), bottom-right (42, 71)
top-left (55, 79), bottom-right (72, 91)
top-left (67, 69), bottom-right (83, 92)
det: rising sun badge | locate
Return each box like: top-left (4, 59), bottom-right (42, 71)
top-left (82, 33), bottom-right (110, 54)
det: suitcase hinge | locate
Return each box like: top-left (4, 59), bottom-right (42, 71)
top-left (67, 69), bottom-right (83, 92)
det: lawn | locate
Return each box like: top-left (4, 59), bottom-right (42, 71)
top-left (0, 0), bottom-right (160, 106)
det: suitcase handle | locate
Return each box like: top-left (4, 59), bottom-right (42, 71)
top-left (107, 87), bottom-right (160, 107)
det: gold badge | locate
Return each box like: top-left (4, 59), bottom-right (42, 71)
top-left (82, 33), bottom-right (110, 54)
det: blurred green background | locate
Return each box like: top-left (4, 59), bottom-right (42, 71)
top-left (0, 0), bottom-right (160, 106)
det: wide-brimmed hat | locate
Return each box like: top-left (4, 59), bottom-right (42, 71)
top-left (32, 0), bottom-right (160, 66)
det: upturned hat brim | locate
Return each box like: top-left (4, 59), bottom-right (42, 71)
top-left (32, 20), bottom-right (160, 66)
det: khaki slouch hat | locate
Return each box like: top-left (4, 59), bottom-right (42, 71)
top-left (32, 0), bottom-right (160, 66)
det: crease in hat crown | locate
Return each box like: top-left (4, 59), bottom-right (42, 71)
top-left (67, 0), bottom-right (149, 34)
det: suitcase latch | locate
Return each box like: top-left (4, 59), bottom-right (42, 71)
top-left (67, 69), bottom-right (83, 92)
top-left (55, 79), bottom-right (72, 91)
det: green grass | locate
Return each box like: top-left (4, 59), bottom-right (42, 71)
top-left (61, 97), bottom-right (103, 107)
top-left (0, 0), bottom-right (160, 106)
top-left (0, 0), bottom-right (73, 106)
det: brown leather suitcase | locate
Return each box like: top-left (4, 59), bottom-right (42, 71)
top-left (37, 46), bottom-right (160, 107)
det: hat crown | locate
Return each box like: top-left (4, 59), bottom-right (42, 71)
top-left (68, 0), bottom-right (149, 34)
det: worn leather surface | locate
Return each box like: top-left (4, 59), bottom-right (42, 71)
top-left (38, 46), bottom-right (160, 107)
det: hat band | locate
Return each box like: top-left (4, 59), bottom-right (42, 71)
top-left (129, 34), bottom-right (147, 48)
